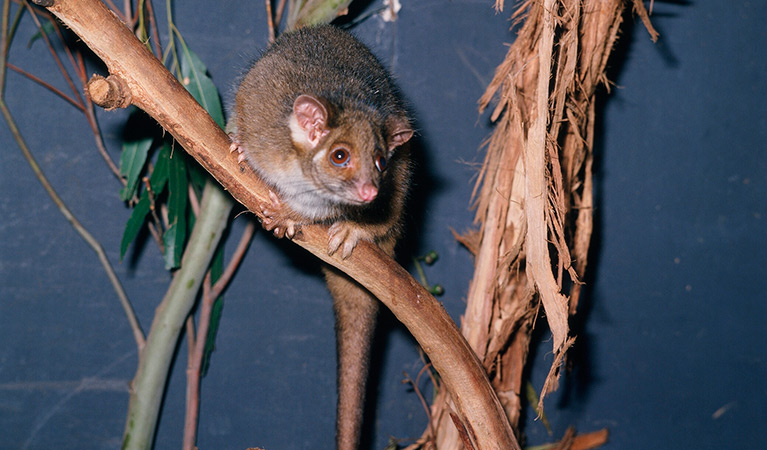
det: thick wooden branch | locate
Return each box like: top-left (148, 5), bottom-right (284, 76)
top-left (34, 0), bottom-right (518, 448)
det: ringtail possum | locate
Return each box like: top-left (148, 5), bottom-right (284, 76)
top-left (229, 25), bottom-right (413, 450)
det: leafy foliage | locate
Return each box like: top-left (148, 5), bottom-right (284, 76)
top-left (118, 36), bottom-right (225, 269)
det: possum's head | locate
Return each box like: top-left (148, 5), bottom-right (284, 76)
top-left (289, 94), bottom-right (413, 207)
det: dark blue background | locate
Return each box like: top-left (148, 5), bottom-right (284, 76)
top-left (1, 1), bottom-right (764, 449)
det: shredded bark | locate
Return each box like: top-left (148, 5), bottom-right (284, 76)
top-left (416, 1), bottom-right (657, 448)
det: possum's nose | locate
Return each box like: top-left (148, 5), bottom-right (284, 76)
top-left (357, 183), bottom-right (378, 202)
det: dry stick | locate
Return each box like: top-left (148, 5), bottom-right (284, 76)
top-left (35, 0), bottom-right (519, 448)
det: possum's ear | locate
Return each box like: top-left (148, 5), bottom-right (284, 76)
top-left (386, 115), bottom-right (414, 152)
top-left (291, 94), bottom-right (330, 149)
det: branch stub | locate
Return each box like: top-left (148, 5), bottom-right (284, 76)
top-left (88, 74), bottom-right (131, 110)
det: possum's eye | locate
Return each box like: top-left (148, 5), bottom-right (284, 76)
top-left (330, 146), bottom-right (350, 167)
top-left (375, 154), bottom-right (387, 172)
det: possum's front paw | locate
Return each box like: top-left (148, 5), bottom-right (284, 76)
top-left (260, 190), bottom-right (300, 239)
top-left (327, 222), bottom-right (374, 259)
top-left (228, 134), bottom-right (247, 164)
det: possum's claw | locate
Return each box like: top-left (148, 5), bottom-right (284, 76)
top-left (327, 222), bottom-right (375, 259)
top-left (260, 190), bottom-right (300, 239)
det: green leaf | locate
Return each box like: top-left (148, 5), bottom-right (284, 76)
top-left (178, 41), bottom-right (225, 128)
top-left (162, 151), bottom-right (189, 270)
top-left (162, 223), bottom-right (180, 270)
top-left (201, 244), bottom-right (225, 377)
top-left (119, 134), bottom-right (153, 202)
top-left (295, 0), bottom-right (353, 28)
top-left (149, 143), bottom-right (172, 193)
top-left (119, 144), bottom-right (171, 261)
top-left (120, 192), bottom-right (151, 261)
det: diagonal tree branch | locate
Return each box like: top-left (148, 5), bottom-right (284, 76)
top-left (33, 0), bottom-right (519, 448)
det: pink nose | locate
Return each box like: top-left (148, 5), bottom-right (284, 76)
top-left (357, 183), bottom-right (378, 202)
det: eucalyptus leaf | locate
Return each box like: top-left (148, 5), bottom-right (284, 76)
top-left (178, 41), bottom-right (225, 128)
top-left (119, 135), bottom-right (153, 202)
top-left (162, 223), bottom-right (180, 270)
top-left (120, 192), bottom-right (151, 261)
top-left (118, 142), bottom-right (172, 260)
top-left (150, 142), bottom-right (172, 193)
top-left (163, 152), bottom-right (189, 270)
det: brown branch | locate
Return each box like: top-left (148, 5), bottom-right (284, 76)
top-left (6, 63), bottom-right (83, 110)
top-left (183, 271), bottom-right (214, 450)
top-left (33, 0), bottom-right (519, 448)
top-left (184, 220), bottom-right (253, 448)
top-left (210, 220), bottom-right (255, 300)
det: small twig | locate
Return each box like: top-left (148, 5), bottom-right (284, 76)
top-left (3, 1), bottom-right (23, 66)
top-left (144, 0), bottom-right (163, 59)
top-left (403, 371), bottom-right (433, 433)
top-left (77, 51), bottom-right (123, 180)
top-left (187, 182), bottom-right (201, 215)
top-left (144, 176), bottom-right (164, 238)
top-left (6, 63), bottom-right (84, 110)
top-left (1, 0), bottom-right (10, 91)
top-left (47, 9), bottom-right (81, 77)
top-left (210, 219), bottom-right (255, 300)
top-left (163, 0), bottom-right (180, 75)
top-left (0, 99), bottom-right (145, 351)
top-left (24, 3), bottom-right (84, 106)
top-left (265, 0), bottom-right (275, 43)
top-left (184, 312), bottom-right (195, 366)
